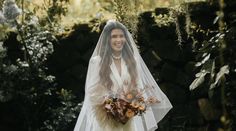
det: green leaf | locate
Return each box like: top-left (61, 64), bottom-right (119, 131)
top-left (210, 65), bottom-right (229, 89)
top-left (190, 69), bottom-right (210, 90)
top-left (210, 59), bottom-right (215, 82)
top-left (213, 16), bottom-right (220, 24)
top-left (0, 24), bottom-right (10, 40)
top-left (195, 53), bottom-right (210, 67)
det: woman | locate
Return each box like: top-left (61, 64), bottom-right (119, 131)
top-left (74, 20), bottom-right (172, 131)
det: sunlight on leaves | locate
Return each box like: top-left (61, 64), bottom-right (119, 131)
top-left (0, 24), bottom-right (10, 40)
top-left (195, 53), bottom-right (210, 67)
top-left (190, 69), bottom-right (210, 90)
top-left (210, 65), bottom-right (229, 89)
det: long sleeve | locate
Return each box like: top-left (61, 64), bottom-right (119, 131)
top-left (85, 56), bottom-right (101, 93)
top-left (74, 56), bottom-right (101, 131)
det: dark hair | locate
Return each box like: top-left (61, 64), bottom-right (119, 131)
top-left (99, 21), bottom-right (137, 89)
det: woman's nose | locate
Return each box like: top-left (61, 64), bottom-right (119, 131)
top-left (116, 37), bottom-right (122, 41)
top-left (116, 38), bottom-right (121, 42)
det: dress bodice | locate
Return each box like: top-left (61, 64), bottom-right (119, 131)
top-left (110, 57), bottom-right (131, 93)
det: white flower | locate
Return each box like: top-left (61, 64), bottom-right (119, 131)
top-left (0, 41), bottom-right (7, 58)
top-left (95, 12), bottom-right (102, 19)
top-left (17, 59), bottom-right (29, 67)
top-left (0, 41), bottom-right (4, 49)
top-left (28, 16), bottom-right (39, 25)
top-left (0, 11), bottom-right (6, 24)
top-left (4, 64), bottom-right (18, 73)
top-left (3, 0), bottom-right (22, 20)
top-left (45, 75), bottom-right (56, 82)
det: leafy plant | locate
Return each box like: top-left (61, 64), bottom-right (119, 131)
top-left (188, 0), bottom-right (235, 130)
top-left (0, 0), bottom-right (80, 131)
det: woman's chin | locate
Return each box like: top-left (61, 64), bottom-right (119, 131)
top-left (114, 48), bottom-right (123, 52)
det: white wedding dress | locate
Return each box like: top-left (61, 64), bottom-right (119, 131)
top-left (74, 56), bottom-right (172, 131)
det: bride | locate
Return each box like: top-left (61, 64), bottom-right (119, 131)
top-left (74, 20), bottom-right (172, 131)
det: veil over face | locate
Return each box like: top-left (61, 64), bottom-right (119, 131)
top-left (74, 20), bottom-right (172, 131)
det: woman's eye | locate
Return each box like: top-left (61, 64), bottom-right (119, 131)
top-left (112, 35), bottom-right (117, 38)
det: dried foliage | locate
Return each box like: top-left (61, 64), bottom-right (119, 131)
top-left (113, 0), bottom-right (139, 40)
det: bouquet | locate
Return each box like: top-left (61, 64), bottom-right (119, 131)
top-left (103, 85), bottom-right (160, 124)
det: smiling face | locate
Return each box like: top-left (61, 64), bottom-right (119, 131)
top-left (110, 28), bottom-right (126, 53)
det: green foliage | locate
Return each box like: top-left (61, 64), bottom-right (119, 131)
top-left (113, 0), bottom-right (139, 38)
top-left (152, 4), bottom-right (187, 46)
top-left (0, 1), bottom-right (81, 131)
top-left (0, 24), bottom-right (12, 40)
top-left (188, 0), bottom-right (235, 130)
top-left (1, 0), bottom-right (235, 131)
top-left (190, 69), bottom-right (210, 90)
top-left (16, 12), bottom-right (55, 67)
top-left (189, 20), bottom-right (228, 91)
top-left (0, 41), bottom-right (6, 58)
top-left (46, 0), bottom-right (69, 22)
top-left (41, 89), bottom-right (82, 131)
top-left (44, 0), bottom-right (70, 33)
top-left (189, 26), bottom-right (234, 130)
top-left (210, 65), bottom-right (229, 89)
top-left (152, 13), bottom-right (175, 27)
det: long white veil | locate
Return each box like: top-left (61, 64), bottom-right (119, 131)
top-left (74, 20), bottom-right (172, 131)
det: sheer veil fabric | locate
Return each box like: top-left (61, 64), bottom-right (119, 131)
top-left (74, 20), bottom-right (172, 131)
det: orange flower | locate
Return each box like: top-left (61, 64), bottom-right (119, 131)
top-left (138, 105), bottom-right (146, 111)
top-left (137, 96), bottom-right (144, 102)
top-left (125, 109), bottom-right (135, 118)
top-left (148, 97), bottom-right (160, 104)
top-left (130, 101), bottom-right (139, 108)
top-left (126, 93), bottom-right (133, 100)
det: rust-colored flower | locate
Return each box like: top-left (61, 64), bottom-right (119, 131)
top-left (148, 97), bottom-right (160, 104)
top-left (137, 96), bottom-right (144, 102)
top-left (125, 109), bottom-right (135, 118)
top-left (130, 101), bottom-right (139, 108)
top-left (139, 105), bottom-right (146, 111)
top-left (126, 93), bottom-right (133, 100)
top-left (101, 85), bottom-right (162, 125)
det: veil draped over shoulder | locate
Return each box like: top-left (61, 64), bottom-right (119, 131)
top-left (74, 20), bottom-right (172, 131)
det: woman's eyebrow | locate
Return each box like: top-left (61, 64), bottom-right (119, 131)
top-left (111, 33), bottom-right (124, 37)
top-left (111, 34), bottom-right (117, 36)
